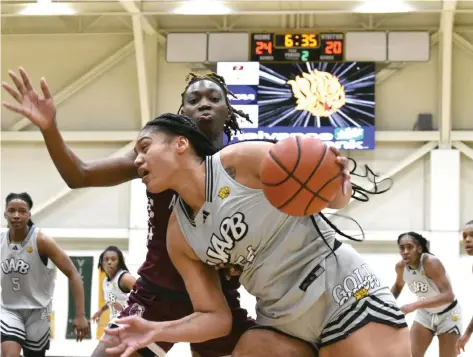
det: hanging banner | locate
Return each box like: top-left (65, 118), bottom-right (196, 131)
top-left (66, 256), bottom-right (93, 339)
top-left (96, 269), bottom-right (111, 339)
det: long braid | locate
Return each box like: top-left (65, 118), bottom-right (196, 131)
top-left (144, 113), bottom-right (218, 159)
top-left (178, 72), bottom-right (252, 141)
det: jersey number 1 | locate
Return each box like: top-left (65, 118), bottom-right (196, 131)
top-left (12, 277), bottom-right (20, 291)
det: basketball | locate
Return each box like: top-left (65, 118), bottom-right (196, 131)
top-left (260, 136), bottom-right (342, 216)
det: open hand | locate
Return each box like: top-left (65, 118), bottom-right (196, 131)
top-left (2, 67), bottom-right (56, 130)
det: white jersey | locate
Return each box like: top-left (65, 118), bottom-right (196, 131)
top-left (103, 270), bottom-right (129, 321)
top-left (0, 226), bottom-right (55, 309)
top-left (403, 253), bottom-right (452, 314)
top-left (175, 153), bottom-right (339, 326)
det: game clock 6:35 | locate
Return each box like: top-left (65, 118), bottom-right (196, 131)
top-left (250, 32), bottom-right (345, 63)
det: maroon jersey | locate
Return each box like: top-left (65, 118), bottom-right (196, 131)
top-left (137, 190), bottom-right (241, 295)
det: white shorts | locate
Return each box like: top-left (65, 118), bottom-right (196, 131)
top-left (263, 244), bottom-right (407, 348)
top-left (0, 304), bottom-right (51, 351)
top-left (414, 301), bottom-right (462, 335)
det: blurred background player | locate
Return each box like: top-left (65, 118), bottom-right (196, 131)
top-left (456, 221), bottom-right (473, 355)
top-left (1, 192), bottom-right (89, 357)
top-left (92, 246), bottom-right (136, 324)
top-left (391, 232), bottom-right (461, 357)
top-left (2, 68), bottom-right (316, 357)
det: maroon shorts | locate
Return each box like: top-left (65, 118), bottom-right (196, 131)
top-left (117, 278), bottom-right (255, 357)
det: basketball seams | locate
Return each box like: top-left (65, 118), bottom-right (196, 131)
top-left (260, 137), bottom-right (342, 216)
top-left (275, 143), bottom-right (330, 211)
top-left (260, 137), bottom-right (301, 187)
top-left (303, 172), bottom-right (342, 215)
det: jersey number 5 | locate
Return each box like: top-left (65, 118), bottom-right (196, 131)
top-left (12, 277), bottom-right (21, 291)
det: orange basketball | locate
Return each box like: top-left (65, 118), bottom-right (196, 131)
top-left (260, 136), bottom-right (342, 216)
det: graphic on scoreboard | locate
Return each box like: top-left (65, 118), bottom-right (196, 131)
top-left (217, 61), bottom-right (375, 150)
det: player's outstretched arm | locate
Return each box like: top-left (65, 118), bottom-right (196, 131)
top-left (165, 211), bottom-right (232, 342)
top-left (390, 261), bottom-right (406, 299)
top-left (36, 232), bottom-right (89, 340)
top-left (101, 213), bottom-right (232, 357)
top-left (2, 67), bottom-right (139, 188)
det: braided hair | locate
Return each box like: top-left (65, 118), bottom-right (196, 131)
top-left (144, 113), bottom-right (218, 159)
top-left (398, 231), bottom-right (431, 254)
top-left (178, 72), bottom-right (252, 141)
top-left (5, 192), bottom-right (34, 227)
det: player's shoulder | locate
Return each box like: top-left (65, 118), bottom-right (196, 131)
top-left (422, 253), bottom-right (443, 270)
top-left (219, 140), bottom-right (275, 165)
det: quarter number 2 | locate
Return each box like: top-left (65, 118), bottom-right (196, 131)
top-left (12, 277), bottom-right (20, 291)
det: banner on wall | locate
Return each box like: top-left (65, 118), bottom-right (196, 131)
top-left (217, 61), bottom-right (376, 150)
top-left (96, 269), bottom-right (111, 339)
top-left (66, 256), bottom-right (93, 339)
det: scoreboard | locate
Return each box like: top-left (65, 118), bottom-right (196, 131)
top-left (250, 32), bottom-right (345, 63)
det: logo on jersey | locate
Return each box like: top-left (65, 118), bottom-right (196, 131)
top-left (1, 258), bottom-right (30, 275)
top-left (26, 247), bottom-right (33, 254)
top-left (146, 197), bottom-right (155, 244)
top-left (206, 212), bottom-right (249, 265)
top-left (408, 281), bottom-right (428, 294)
top-left (218, 186), bottom-right (230, 199)
top-left (127, 303), bottom-right (145, 317)
top-left (332, 264), bottom-right (380, 306)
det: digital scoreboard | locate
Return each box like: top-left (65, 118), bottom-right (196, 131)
top-left (250, 32), bottom-right (345, 63)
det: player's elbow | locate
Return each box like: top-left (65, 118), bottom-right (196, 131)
top-left (214, 310), bottom-right (233, 339)
top-left (63, 167), bottom-right (88, 188)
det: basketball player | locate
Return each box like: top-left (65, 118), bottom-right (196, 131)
top-left (92, 246), bottom-right (136, 324)
top-left (2, 68), bottom-right (316, 357)
top-left (391, 232), bottom-right (461, 357)
top-left (456, 221), bottom-right (473, 355)
top-left (1, 192), bottom-right (89, 357)
top-left (102, 114), bottom-right (410, 357)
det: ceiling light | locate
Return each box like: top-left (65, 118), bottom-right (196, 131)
top-left (354, 0), bottom-right (413, 13)
top-left (19, 0), bottom-right (76, 16)
top-left (173, 0), bottom-right (231, 15)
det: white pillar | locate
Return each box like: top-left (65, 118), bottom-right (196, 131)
top-left (429, 149), bottom-right (460, 287)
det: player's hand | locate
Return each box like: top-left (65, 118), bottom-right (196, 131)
top-left (400, 303), bottom-right (416, 315)
top-left (329, 147), bottom-right (350, 196)
top-left (102, 316), bottom-right (157, 357)
top-left (215, 263), bottom-right (243, 280)
top-left (456, 334), bottom-right (470, 355)
top-left (91, 311), bottom-right (102, 323)
top-left (111, 302), bottom-right (124, 312)
top-left (74, 315), bottom-right (89, 342)
top-left (2, 67), bottom-right (57, 131)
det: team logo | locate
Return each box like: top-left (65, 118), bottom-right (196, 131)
top-left (206, 212), bottom-right (249, 265)
top-left (287, 69), bottom-right (346, 117)
top-left (218, 186), bottom-right (230, 199)
top-left (128, 303), bottom-right (145, 317)
top-left (26, 247), bottom-right (33, 254)
top-left (408, 281), bottom-right (428, 294)
top-left (332, 264), bottom-right (380, 306)
top-left (453, 314), bottom-right (459, 322)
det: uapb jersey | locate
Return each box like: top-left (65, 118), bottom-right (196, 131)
top-left (0, 226), bottom-right (55, 309)
top-left (103, 270), bottom-right (129, 320)
top-left (403, 253), bottom-right (452, 313)
top-left (175, 153), bottom-right (338, 326)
